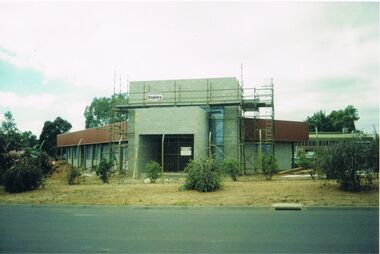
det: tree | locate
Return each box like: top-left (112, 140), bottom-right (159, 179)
top-left (0, 111), bottom-right (22, 151)
top-left (305, 110), bottom-right (333, 132)
top-left (329, 105), bottom-right (359, 133)
top-left (0, 111), bottom-right (38, 151)
top-left (84, 94), bottom-right (128, 128)
top-left (306, 105), bottom-right (359, 132)
top-left (20, 131), bottom-right (38, 149)
top-left (2, 111), bottom-right (17, 134)
top-left (39, 117), bottom-right (72, 157)
top-left (0, 111), bottom-right (51, 188)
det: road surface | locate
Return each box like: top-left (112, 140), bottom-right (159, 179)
top-left (0, 204), bottom-right (378, 253)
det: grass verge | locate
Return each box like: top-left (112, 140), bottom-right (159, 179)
top-left (0, 169), bottom-right (378, 207)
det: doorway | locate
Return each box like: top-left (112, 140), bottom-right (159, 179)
top-left (140, 134), bottom-right (194, 172)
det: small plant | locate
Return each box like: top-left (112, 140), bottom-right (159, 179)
top-left (223, 159), bottom-right (242, 181)
top-left (96, 159), bottom-right (114, 183)
top-left (67, 165), bottom-right (80, 185)
top-left (261, 154), bottom-right (278, 181)
top-left (3, 157), bottom-right (43, 193)
top-left (296, 150), bottom-right (316, 180)
top-left (184, 158), bottom-right (222, 192)
top-left (144, 161), bottom-right (162, 183)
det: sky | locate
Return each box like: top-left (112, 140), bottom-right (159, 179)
top-left (0, 1), bottom-right (378, 136)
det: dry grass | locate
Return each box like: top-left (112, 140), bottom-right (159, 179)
top-left (0, 164), bottom-right (378, 207)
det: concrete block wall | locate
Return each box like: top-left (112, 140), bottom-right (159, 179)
top-left (243, 142), bottom-right (294, 172)
top-left (129, 77), bottom-right (241, 106)
top-left (274, 142), bottom-right (294, 170)
top-left (127, 106), bottom-right (208, 176)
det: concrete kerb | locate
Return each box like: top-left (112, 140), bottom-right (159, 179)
top-left (0, 203), bottom-right (378, 211)
top-left (271, 203), bottom-right (303, 211)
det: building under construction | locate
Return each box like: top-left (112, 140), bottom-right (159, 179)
top-left (57, 77), bottom-right (308, 175)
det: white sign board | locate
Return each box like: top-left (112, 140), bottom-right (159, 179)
top-left (146, 94), bottom-right (163, 102)
top-left (181, 147), bottom-right (192, 156)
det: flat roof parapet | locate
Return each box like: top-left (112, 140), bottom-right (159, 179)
top-left (127, 77), bottom-right (242, 108)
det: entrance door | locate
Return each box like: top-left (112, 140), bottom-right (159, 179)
top-left (139, 134), bottom-right (194, 172)
top-left (162, 134), bottom-right (194, 172)
top-left (154, 135), bottom-right (194, 172)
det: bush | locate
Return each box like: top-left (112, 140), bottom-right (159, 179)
top-left (261, 154), bottom-right (278, 180)
top-left (67, 165), bottom-right (80, 185)
top-left (0, 148), bottom-right (53, 185)
top-left (318, 138), bottom-right (378, 192)
top-left (39, 152), bottom-right (53, 175)
top-left (145, 161), bottom-right (161, 183)
top-left (0, 152), bottom-right (14, 185)
top-left (223, 159), bottom-right (242, 181)
top-left (184, 158), bottom-right (222, 192)
top-left (3, 157), bottom-right (43, 193)
top-left (96, 159), bottom-right (113, 183)
top-left (296, 150), bottom-right (316, 180)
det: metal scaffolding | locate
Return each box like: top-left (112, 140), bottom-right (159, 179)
top-left (253, 79), bottom-right (275, 156)
top-left (109, 74), bottom-right (129, 174)
top-left (112, 77), bottom-right (275, 175)
top-left (241, 79), bottom-right (275, 174)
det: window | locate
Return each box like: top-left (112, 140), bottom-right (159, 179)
top-left (86, 145), bottom-right (92, 160)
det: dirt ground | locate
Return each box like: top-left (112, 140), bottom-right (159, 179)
top-left (0, 163), bottom-right (378, 207)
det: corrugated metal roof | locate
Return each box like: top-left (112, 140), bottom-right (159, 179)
top-left (243, 119), bottom-right (309, 142)
top-left (57, 122), bottom-right (127, 147)
top-left (57, 118), bottom-right (308, 147)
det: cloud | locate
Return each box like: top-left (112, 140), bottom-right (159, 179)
top-left (0, 91), bottom-right (56, 110)
top-left (0, 2), bottom-right (378, 134)
top-left (0, 90), bottom-right (92, 135)
top-left (0, 92), bottom-right (56, 135)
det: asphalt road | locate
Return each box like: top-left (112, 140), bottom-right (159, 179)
top-left (0, 204), bottom-right (378, 253)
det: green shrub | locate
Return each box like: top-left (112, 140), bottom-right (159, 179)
top-left (96, 159), bottom-right (113, 183)
top-left (67, 165), bottom-right (80, 185)
top-left (0, 152), bottom-right (14, 185)
top-left (145, 161), bottom-right (162, 183)
top-left (261, 154), bottom-right (278, 180)
top-left (184, 158), bottom-right (222, 192)
top-left (318, 138), bottom-right (378, 192)
top-left (296, 150), bottom-right (316, 180)
top-left (3, 158), bottom-right (43, 193)
top-left (223, 159), bottom-right (242, 181)
top-left (39, 152), bottom-right (53, 175)
top-left (1, 148), bottom-right (53, 185)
